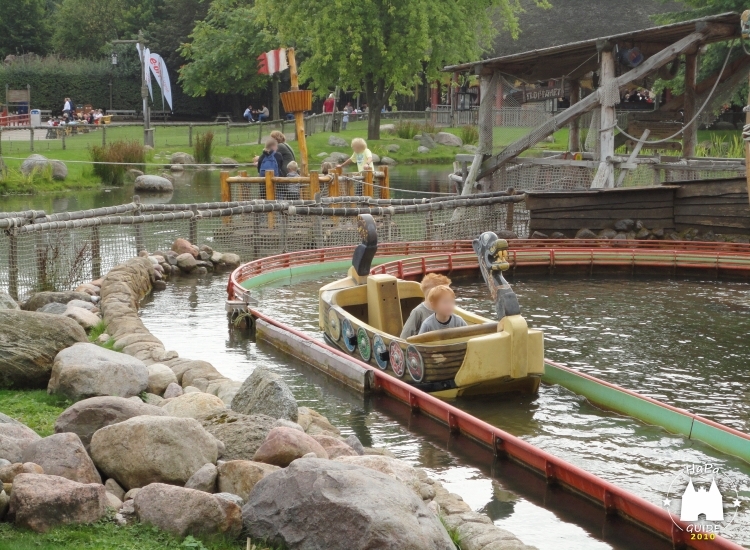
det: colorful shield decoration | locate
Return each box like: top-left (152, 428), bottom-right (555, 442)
top-left (357, 327), bottom-right (371, 361)
top-left (328, 309), bottom-right (341, 341)
top-left (342, 319), bottom-right (356, 352)
top-left (373, 335), bottom-right (388, 370)
top-left (390, 341), bottom-right (405, 377)
top-left (406, 345), bottom-right (424, 383)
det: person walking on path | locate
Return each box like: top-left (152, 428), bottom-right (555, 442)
top-left (62, 97), bottom-right (72, 118)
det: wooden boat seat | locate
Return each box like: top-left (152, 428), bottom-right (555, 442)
top-left (366, 274), bottom-right (404, 335)
top-left (406, 322), bottom-right (499, 344)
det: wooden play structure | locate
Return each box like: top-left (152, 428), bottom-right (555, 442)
top-left (1, 84), bottom-right (31, 126)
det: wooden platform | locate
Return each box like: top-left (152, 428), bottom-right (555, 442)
top-left (674, 177), bottom-right (750, 234)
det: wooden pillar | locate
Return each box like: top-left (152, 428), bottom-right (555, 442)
top-left (265, 170), bottom-right (275, 229)
top-left (683, 53), bottom-right (698, 159)
top-left (380, 166), bottom-right (390, 199)
top-left (495, 78), bottom-right (504, 126)
top-left (309, 171), bottom-right (320, 200)
top-left (188, 124), bottom-right (193, 147)
top-left (220, 171), bottom-right (231, 202)
top-left (568, 80), bottom-right (581, 153)
top-left (363, 170), bottom-right (374, 197)
top-left (461, 71), bottom-right (498, 197)
top-left (330, 169), bottom-right (340, 199)
top-left (287, 49), bottom-right (309, 176)
top-left (592, 42), bottom-right (616, 189)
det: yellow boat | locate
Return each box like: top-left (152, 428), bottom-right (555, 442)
top-left (319, 215), bottom-right (544, 398)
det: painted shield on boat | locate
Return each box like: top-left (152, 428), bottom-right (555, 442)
top-left (373, 335), bottom-right (388, 370)
top-left (390, 341), bottom-right (405, 377)
top-left (342, 319), bottom-right (356, 352)
top-left (406, 345), bottom-right (424, 383)
top-left (357, 327), bottom-right (372, 361)
top-left (328, 309), bottom-right (341, 341)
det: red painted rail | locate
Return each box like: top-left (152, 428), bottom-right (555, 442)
top-left (228, 239), bottom-right (750, 550)
top-left (0, 113), bottom-right (30, 127)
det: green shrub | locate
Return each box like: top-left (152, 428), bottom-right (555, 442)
top-left (0, 165), bottom-right (54, 194)
top-left (695, 132), bottom-right (744, 158)
top-left (194, 131), bottom-right (214, 164)
top-left (394, 120), bottom-right (440, 140)
top-left (459, 125), bottom-right (479, 145)
top-left (90, 140), bottom-right (145, 185)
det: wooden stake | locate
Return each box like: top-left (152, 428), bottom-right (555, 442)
top-left (592, 44), bottom-right (616, 189)
top-left (380, 165), bottom-right (390, 199)
top-left (265, 169), bottom-right (275, 229)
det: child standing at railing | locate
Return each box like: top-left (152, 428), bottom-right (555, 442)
top-left (279, 161), bottom-right (301, 201)
top-left (337, 138), bottom-right (373, 172)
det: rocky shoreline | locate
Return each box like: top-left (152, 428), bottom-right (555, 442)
top-left (0, 238), bottom-right (535, 550)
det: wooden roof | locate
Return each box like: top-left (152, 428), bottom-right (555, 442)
top-left (445, 12), bottom-right (740, 82)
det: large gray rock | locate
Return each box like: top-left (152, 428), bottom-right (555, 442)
top-left (162, 392), bottom-right (226, 419)
top-left (434, 132), bottom-right (463, 147)
top-left (380, 156), bottom-right (397, 165)
top-left (0, 310), bottom-right (87, 389)
top-left (324, 152), bottom-right (350, 164)
top-left (0, 423), bottom-right (41, 463)
top-left (419, 134), bottom-right (436, 150)
top-left (185, 463), bottom-right (217, 493)
top-left (38, 302), bottom-right (68, 315)
top-left (170, 152), bottom-right (195, 165)
top-left (9, 473), bottom-right (108, 532)
top-left (217, 460), bottom-right (280, 502)
top-left (253, 427), bottom-right (328, 467)
top-left (54, 395), bottom-right (166, 451)
top-left (21, 432), bottom-right (101, 484)
top-left (64, 306), bottom-right (100, 330)
top-left (134, 483), bottom-right (242, 538)
top-left (134, 175), bottom-right (174, 193)
top-left (20, 154), bottom-right (68, 181)
top-left (47, 342), bottom-right (148, 401)
top-left (0, 292), bottom-right (19, 310)
top-left (23, 291), bottom-right (92, 312)
top-left (199, 410), bottom-right (276, 461)
top-left (90, 415), bottom-right (220, 490)
top-left (147, 363), bottom-right (177, 395)
top-left (417, 146), bottom-right (430, 154)
top-left (242, 458), bottom-right (454, 550)
top-left (327, 135), bottom-right (348, 147)
top-left (231, 366), bottom-right (298, 421)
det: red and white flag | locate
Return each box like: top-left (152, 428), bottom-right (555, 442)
top-left (257, 48), bottom-right (288, 75)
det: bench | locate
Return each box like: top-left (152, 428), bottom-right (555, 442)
top-left (39, 110), bottom-right (52, 120)
top-left (107, 109), bottom-right (138, 120)
top-left (151, 110), bottom-right (171, 121)
top-left (215, 112), bottom-right (233, 123)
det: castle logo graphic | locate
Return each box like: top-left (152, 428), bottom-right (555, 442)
top-left (679, 477), bottom-right (723, 522)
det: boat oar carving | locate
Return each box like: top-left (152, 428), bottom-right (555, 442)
top-left (472, 231), bottom-right (520, 320)
top-left (352, 214), bottom-right (378, 276)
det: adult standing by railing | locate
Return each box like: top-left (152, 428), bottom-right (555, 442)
top-left (323, 93), bottom-right (335, 131)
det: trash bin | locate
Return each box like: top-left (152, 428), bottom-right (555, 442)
top-left (30, 109), bottom-right (41, 127)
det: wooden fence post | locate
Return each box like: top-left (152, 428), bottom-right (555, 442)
top-left (265, 171), bottom-right (275, 229)
top-left (102, 126), bottom-right (106, 147)
top-left (225, 122), bottom-right (230, 147)
top-left (220, 171), bottom-right (231, 204)
top-left (91, 225), bottom-right (101, 280)
top-left (8, 229), bottom-right (19, 300)
top-left (309, 171), bottom-right (320, 200)
top-left (29, 127), bottom-right (34, 152)
top-left (62, 130), bottom-right (66, 151)
top-left (363, 170), bottom-right (374, 198)
top-left (258, 121), bottom-right (263, 145)
top-left (189, 204), bottom-right (198, 244)
top-left (380, 166), bottom-right (390, 199)
top-left (189, 124), bottom-right (193, 147)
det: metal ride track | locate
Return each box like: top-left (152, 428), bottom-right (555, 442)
top-left (229, 239), bottom-right (750, 550)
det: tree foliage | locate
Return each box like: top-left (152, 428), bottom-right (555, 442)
top-left (255, 0), bottom-right (545, 139)
top-left (0, 0), bottom-right (52, 57)
top-left (179, 0), bottom-right (274, 97)
top-left (146, 0), bottom-right (209, 68)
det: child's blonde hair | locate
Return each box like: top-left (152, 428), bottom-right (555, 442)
top-left (351, 137), bottom-right (367, 151)
top-left (421, 273), bottom-right (451, 296)
top-left (287, 161), bottom-right (299, 172)
top-left (426, 285), bottom-right (455, 308)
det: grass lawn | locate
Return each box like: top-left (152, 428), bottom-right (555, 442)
top-left (0, 389), bottom-right (70, 436)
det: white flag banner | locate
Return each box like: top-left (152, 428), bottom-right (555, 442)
top-left (144, 47), bottom-right (153, 100)
top-left (148, 53), bottom-right (173, 111)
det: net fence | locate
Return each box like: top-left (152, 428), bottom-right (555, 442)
top-left (0, 193), bottom-right (526, 300)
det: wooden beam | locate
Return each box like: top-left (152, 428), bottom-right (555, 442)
top-left (568, 80), bottom-right (581, 152)
top-left (478, 31), bottom-right (708, 180)
top-left (661, 55), bottom-right (750, 112)
top-left (592, 47), bottom-right (616, 188)
top-left (683, 53), bottom-right (698, 158)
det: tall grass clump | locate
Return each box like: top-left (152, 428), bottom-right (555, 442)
top-left (695, 132), bottom-right (744, 158)
top-left (459, 125), bottom-right (479, 145)
top-left (395, 121), bottom-right (419, 139)
top-left (0, 165), bottom-right (54, 194)
top-left (90, 140), bottom-right (145, 185)
top-left (194, 131), bottom-right (214, 164)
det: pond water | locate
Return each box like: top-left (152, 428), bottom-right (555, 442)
top-left (139, 271), bottom-right (750, 550)
top-left (1, 165), bottom-right (454, 213)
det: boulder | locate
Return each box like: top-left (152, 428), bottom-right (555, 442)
top-left (163, 382), bottom-right (183, 399)
top-left (176, 253), bottom-right (199, 273)
top-left (550, 232), bottom-right (566, 239)
top-left (385, 144), bottom-right (400, 152)
top-left (217, 460), bottom-right (280, 502)
top-left (496, 230), bottom-right (518, 240)
top-left (0, 310), bottom-right (86, 389)
top-left (105, 478), bottom-right (125, 500)
top-left (106, 492), bottom-right (123, 510)
top-left (297, 407), bottom-right (341, 437)
top-left (134, 483), bottom-right (242, 539)
top-left (242, 458), bottom-right (454, 550)
top-left (0, 462), bottom-right (44, 483)
top-left (142, 393), bottom-right (163, 406)
top-left (90, 415), bottom-right (220, 490)
top-left (147, 363), bottom-right (178, 395)
top-left (312, 435), bottom-right (358, 459)
top-left (636, 227), bottom-right (651, 239)
top-left (0, 292), bottom-right (19, 310)
top-left (199, 410), bottom-right (276, 461)
top-left (598, 228), bottom-right (617, 239)
top-left (135, 175), bottom-right (174, 193)
top-left (220, 157), bottom-right (238, 168)
top-left (274, 419), bottom-right (304, 432)
top-left (419, 134), bottom-right (436, 150)
top-left (231, 366), bottom-right (298, 421)
top-left (253, 427), bottom-right (328, 467)
top-left (23, 291), bottom-right (92, 312)
top-left (185, 463), bottom-right (217, 493)
top-left (417, 146), bottom-right (430, 154)
top-left (64, 306), bottom-right (100, 330)
top-left (0, 489), bottom-right (8, 520)
top-left (334, 455), bottom-right (422, 494)
top-left (170, 152), bottom-right (196, 165)
top-left (0, 423), bottom-right (41, 463)
top-left (462, 144), bottom-right (479, 154)
top-left (47, 343), bottom-right (149, 401)
top-left (614, 219), bottom-right (635, 232)
top-left (380, 124), bottom-right (395, 133)
top-left (9, 473), bottom-right (108, 532)
top-left (434, 132), bottom-right (462, 147)
top-left (575, 228), bottom-right (598, 239)
top-left (21, 433), bottom-right (101, 484)
top-left (214, 492), bottom-right (243, 507)
top-left (20, 154), bottom-right (68, 181)
top-left (38, 302), bottom-right (68, 315)
top-left (126, 169), bottom-right (144, 181)
top-left (218, 253), bottom-right (240, 268)
top-left (344, 434), bottom-right (365, 456)
top-left (327, 135), bottom-right (348, 147)
top-left (171, 238), bottom-right (198, 258)
top-left (530, 231), bottom-right (548, 239)
top-left (380, 156), bottom-right (397, 165)
top-left (67, 299), bottom-right (97, 311)
top-left (162, 392), bottom-right (226, 419)
top-left (54, 395), bottom-right (166, 451)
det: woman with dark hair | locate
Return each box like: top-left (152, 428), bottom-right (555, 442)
top-left (270, 130), bottom-right (295, 173)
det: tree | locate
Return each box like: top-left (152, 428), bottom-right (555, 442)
top-left (255, 0), bottom-right (544, 140)
top-left (146, 0), bottom-right (209, 68)
top-left (0, 0), bottom-right (52, 57)
top-left (179, 0), bottom-right (275, 97)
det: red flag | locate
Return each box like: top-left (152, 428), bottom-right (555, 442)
top-left (257, 52), bottom-right (269, 75)
top-left (257, 49), bottom-right (288, 75)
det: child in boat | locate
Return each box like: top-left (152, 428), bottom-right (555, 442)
top-left (418, 285), bottom-right (468, 335)
top-left (400, 273), bottom-right (452, 338)
top-left (337, 137), bottom-right (374, 172)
